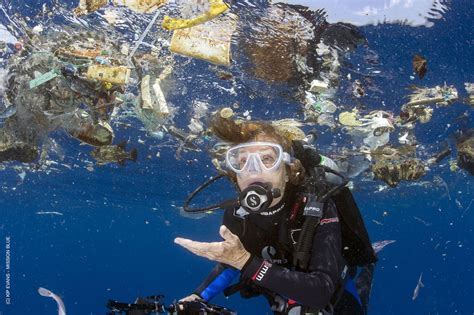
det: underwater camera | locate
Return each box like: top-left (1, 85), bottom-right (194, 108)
top-left (106, 295), bottom-right (236, 315)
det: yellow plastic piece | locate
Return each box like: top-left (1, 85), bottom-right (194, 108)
top-left (449, 160), bottom-right (458, 172)
top-left (104, 82), bottom-right (113, 90)
top-left (162, 0), bottom-right (229, 30)
top-left (86, 65), bottom-right (131, 85)
top-left (339, 111), bottom-right (362, 127)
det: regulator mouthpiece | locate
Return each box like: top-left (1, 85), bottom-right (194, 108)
top-left (239, 182), bottom-right (281, 214)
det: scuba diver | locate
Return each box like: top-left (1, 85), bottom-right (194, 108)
top-left (174, 109), bottom-right (377, 315)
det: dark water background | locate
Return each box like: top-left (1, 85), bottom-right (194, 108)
top-left (1, 0), bottom-right (473, 314)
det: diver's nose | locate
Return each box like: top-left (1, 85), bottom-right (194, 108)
top-left (245, 154), bottom-right (262, 174)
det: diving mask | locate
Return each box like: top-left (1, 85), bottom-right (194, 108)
top-left (225, 142), bottom-right (291, 175)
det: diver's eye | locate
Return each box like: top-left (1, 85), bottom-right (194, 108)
top-left (238, 157), bottom-right (247, 168)
top-left (261, 155), bottom-right (275, 167)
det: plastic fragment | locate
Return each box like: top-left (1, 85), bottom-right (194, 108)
top-left (38, 287), bottom-right (66, 315)
top-left (465, 82), bottom-right (474, 106)
top-left (308, 79), bottom-right (329, 94)
top-left (0, 41), bottom-right (7, 54)
top-left (412, 54), bottom-right (427, 79)
top-left (140, 75), bottom-right (169, 117)
top-left (169, 12), bottom-right (236, 66)
top-left (371, 240), bottom-right (396, 254)
top-left (339, 111), bottom-right (362, 127)
top-left (457, 133), bottom-right (474, 175)
top-left (127, 8), bottom-right (162, 63)
top-left (412, 273), bottom-right (424, 301)
top-left (352, 79), bottom-right (365, 98)
top-left (73, 0), bottom-right (108, 16)
top-left (372, 159), bottom-right (426, 187)
top-left (0, 105), bottom-right (17, 119)
top-left (405, 84), bottom-right (458, 107)
top-left (29, 69), bottom-right (60, 89)
top-left (86, 65), bottom-right (130, 85)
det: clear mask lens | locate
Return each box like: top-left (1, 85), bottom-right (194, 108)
top-left (226, 142), bottom-right (290, 175)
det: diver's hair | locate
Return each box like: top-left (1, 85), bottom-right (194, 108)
top-left (210, 109), bottom-right (305, 186)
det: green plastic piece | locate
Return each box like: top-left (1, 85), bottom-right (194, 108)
top-left (29, 69), bottom-right (60, 89)
top-left (313, 102), bottom-right (322, 112)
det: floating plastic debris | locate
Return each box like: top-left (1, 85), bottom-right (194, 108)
top-left (456, 132), bottom-right (474, 175)
top-left (412, 273), bottom-right (424, 301)
top-left (127, 8), bottom-right (162, 62)
top-left (339, 110), bottom-right (363, 127)
top-left (371, 240), bottom-right (396, 254)
top-left (343, 111), bottom-right (395, 150)
top-left (36, 211), bottom-right (64, 216)
top-left (73, 0), bottom-right (108, 16)
top-left (67, 110), bottom-right (114, 146)
top-left (169, 13), bottom-right (237, 66)
top-left (187, 100), bottom-right (209, 135)
top-left (369, 145), bottom-right (417, 162)
top-left (412, 54), bottom-right (427, 79)
top-left (91, 141), bottom-right (138, 166)
top-left (14, 42), bottom-right (23, 51)
top-left (308, 79), bottom-right (329, 94)
top-left (303, 92), bottom-right (337, 127)
top-left (0, 129), bottom-right (39, 163)
top-left (399, 105), bottom-right (433, 125)
top-left (140, 75), bottom-right (169, 117)
top-left (29, 69), bottom-right (60, 89)
top-left (0, 105), bottom-right (17, 119)
top-left (86, 65), bottom-right (130, 85)
top-left (427, 147), bottom-right (451, 164)
top-left (413, 216), bottom-right (432, 226)
top-left (352, 79), bottom-right (365, 98)
top-left (55, 46), bottom-right (105, 60)
top-left (74, 0), bottom-right (166, 16)
top-left (465, 82), bottom-right (474, 106)
top-left (372, 159), bottom-right (426, 187)
top-left (433, 175), bottom-right (452, 200)
top-left (0, 41), bottom-right (8, 54)
top-left (38, 287), bottom-right (66, 315)
top-left (404, 84), bottom-right (458, 108)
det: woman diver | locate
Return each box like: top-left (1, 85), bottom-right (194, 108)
top-left (175, 109), bottom-right (376, 315)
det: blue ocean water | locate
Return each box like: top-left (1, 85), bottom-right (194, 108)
top-left (0, 0), bottom-right (473, 314)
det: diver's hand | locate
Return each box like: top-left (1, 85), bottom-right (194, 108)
top-left (178, 294), bottom-right (202, 311)
top-left (179, 294), bottom-right (201, 303)
top-left (174, 225), bottom-right (251, 270)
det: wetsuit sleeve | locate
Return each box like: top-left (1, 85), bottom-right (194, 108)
top-left (194, 263), bottom-right (240, 301)
top-left (240, 202), bottom-right (345, 309)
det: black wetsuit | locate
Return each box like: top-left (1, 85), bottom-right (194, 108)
top-left (193, 193), bottom-right (366, 315)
